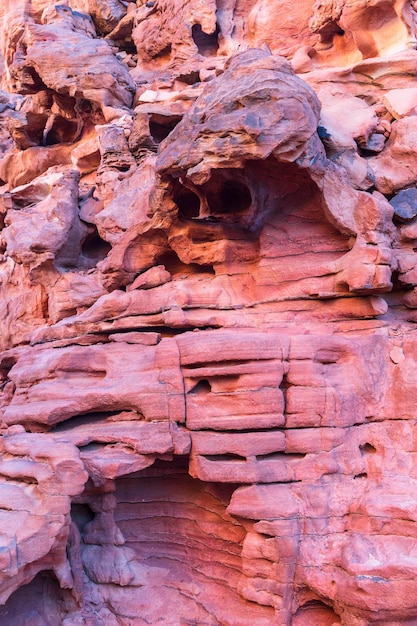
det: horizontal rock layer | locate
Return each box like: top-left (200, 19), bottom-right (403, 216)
top-left (1, 1), bottom-right (417, 625)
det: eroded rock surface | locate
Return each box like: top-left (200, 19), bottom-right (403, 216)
top-left (1, 1), bottom-right (417, 625)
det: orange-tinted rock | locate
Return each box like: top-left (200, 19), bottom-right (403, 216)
top-left (2, 1), bottom-right (417, 625)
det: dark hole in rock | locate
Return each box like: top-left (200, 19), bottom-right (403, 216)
top-left (52, 411), bottom-right (132, 433)
top-left (149, 116), bottom-right (181, 143)
top-left (81, 227), bottom-right (111, 263)
top-left (0, 355), bottom-right (17, 381)
top-left (196, 374), bottom-right (240, 393)
top-left (203, 454), bottom-right (246, 462)
top-left (113, 37), bottom-right (137, 55)
top-left (154, 43), bottom-right (172, 60)
top-left (354, 472), bottom-right (368, 479)
top-left (0, 357), bottom-right (17, 382)
top-left (52, 93), bottom-right (77, 116)
top-left (30, 242), bottom-right (48, 253)
top-left (293, 599), bottom-right (341, 626)
top-left (256, 452), bottom-right (306, 461)
top-left (0, 571), bottom-right (64, 626)
top-left (186, 359), bottom-right (250, 370)
top-left (174, 186), bottom-right (201, 219)
top-left (156, 250), bottom-right (215, 276)
top-left (20, 112), bottom-right (48, 147)
top-left (71, 503), bottom-right (95, 532)
top-left (390, 269), bottom-right (404, 291)
top-left (177, 70), bottom-right (200, 85)
top-left (315, 348), bottom-right (344, 365)
top-left (359, 442), bottom-right (377, 454)
top-left (318, 21), bottom-right (345, 46)
top-left (77, 99), bottom-right (93, 114)
top-left (44, 116), bottom-right (80, 145)
top-left (189, 379), bottom-right (212, 394)
top-left (15, 66), bottom-right (47, 94)
top-left (207, 180), bottom-right (252, 215)
top-left (192, 23), bottom-right (220, 57)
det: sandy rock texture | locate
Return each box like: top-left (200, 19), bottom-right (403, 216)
top-left (2, 0), bottom-right (417, 624)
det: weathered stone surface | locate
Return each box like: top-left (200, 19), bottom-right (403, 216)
top-left (2, 340), bottom-right (184, 427)
top-left (368, 116), bottom-right (417, 194)
top-left (0, 428), bottom-right (87, 605)
top-left (2, 1), bottom-right (417, 625)
top-left (390, 187), bottom-right (417, 221)
top-left (4, 4), bottom-right (134, 119)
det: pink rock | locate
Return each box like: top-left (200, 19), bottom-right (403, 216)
top-left (368, 116), bottom-right (417, 194)
top-left (383, 87), bottom-right (417, 119)
top-left (126, 265), bottom-right (171, 291)
top-left (0, 431), bottom-right (87, 604)
top-left (2, 1), bottom-right (417, 624)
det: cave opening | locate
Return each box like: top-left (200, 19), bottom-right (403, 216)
top-left (81, 226), bottom-right (111, 265)
top-left (207, 179), bottom-right (252, 215)
top-left (155, 249), bottom-right (215, 276)
top-left (20, 111), bottom-right (47, 147)
top-left (174, 172), bottom-right (253, 222)
top-left (174, 185), bottom-right (201, 219)
top-left (111, 456), bottom-right (275, 624)
top-left (71, 502), bottom-right (95, 532)
top-left (0, 571), bottom-right (64, 626)
top-left (359, 442), bottom-right (377, 455)
top-left (43, 116), bottom-right (80, 145)
top-left (149, 114), bottom-right (181, 144)
top-left (0, 459), bottom-right (277, 624)
top-left (0, 355), bottom-right (17, 385)
top-left (192, 23), bottom-right (220, 57)
top-left (14, 66), bottom-right (47, 94)
top-left (188, 378), bottom-right (212, 394)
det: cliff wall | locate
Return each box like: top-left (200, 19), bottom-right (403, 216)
top-left (1, 1), bottom-right (417, 624)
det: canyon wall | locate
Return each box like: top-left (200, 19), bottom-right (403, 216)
top-left (1, 1), bottom-right (417, 624)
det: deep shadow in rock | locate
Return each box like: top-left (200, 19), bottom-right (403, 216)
top-left (0, 571), bottom-right (65, 626)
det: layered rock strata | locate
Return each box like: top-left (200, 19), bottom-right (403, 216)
top-left (2, 1), bottom-right (417, 625)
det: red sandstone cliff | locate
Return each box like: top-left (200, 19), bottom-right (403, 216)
top-left (1, 1), bottom-right (417, 624)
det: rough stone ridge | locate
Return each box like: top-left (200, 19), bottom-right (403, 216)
top-left (2, 1), bottom-right (417, 625)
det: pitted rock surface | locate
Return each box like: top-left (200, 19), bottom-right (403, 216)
top-left (2, 1), bottom-right (417, 625)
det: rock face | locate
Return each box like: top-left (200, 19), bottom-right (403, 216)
top-left (2, 1), bottom-right (417, 625)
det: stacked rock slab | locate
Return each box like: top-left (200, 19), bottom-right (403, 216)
top-left (2, 1), bottom-right (417, 625)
